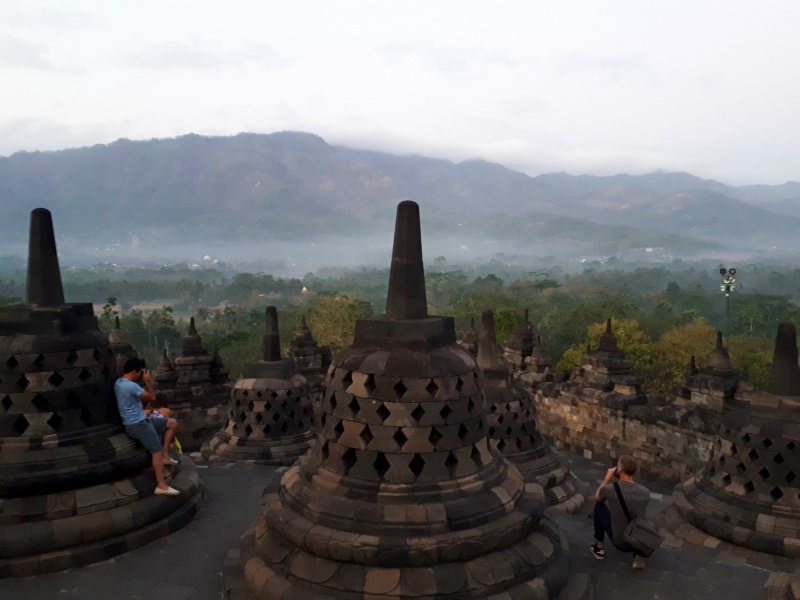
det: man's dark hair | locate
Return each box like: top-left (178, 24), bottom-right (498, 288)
top-left (122, 357), bottom-right (145, 375)
top-left (619, 455), bottom-right (638, 477)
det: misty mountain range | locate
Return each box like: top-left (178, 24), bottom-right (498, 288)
top-left (1, 131), bottom-right (799, 266)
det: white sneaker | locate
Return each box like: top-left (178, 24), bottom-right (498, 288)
top-left (154, 486), bottom-right (180, 496)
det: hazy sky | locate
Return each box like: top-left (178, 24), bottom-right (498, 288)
top-left (1, 1), bottom-right (798, 185)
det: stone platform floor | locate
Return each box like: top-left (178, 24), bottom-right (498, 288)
top-left (0, 450), bottom-right (786, 600)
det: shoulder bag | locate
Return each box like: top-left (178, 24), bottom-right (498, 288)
top-left (612, 481), bottom-right (663, 557)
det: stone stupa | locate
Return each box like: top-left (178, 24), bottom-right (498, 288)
top-left (479, 309), bottom-right (584, 513)
top-left (203, 306), bottom-right (315, 465)
top-left (0, 208), bottom-right (201, 577)
top-left (223, 201), bottom-right (579, 599)
top-left (673, 322), bottom-right (800, 557)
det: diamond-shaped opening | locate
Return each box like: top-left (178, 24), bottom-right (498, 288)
top-left (33, 353), bottom-right (46, 366)
top-left (5, 356), bottom-right (18, 369)
top-left (764, 438), bottom-right (773, 448)
top-left (264, 424), bottom-right (272, 435)
top-left (101, 364), bottom-right (109, 377)
top-left (360, 425), bottom-right (374, 446)
top-left (426, 380), bottom-right (439, 397)
top-left (770, 486), bottom-right (784, 500)
top-left (759, 467), bottom-right (770, 480)
top-left (330, 395), bottom-right (338, 411)
top-left (709, 467), bottom-right (716, 476)
top-left (748, 448), bottom-right (759, 461)
top-left (774, 453), bottom-right (785, 464)
top-left (92, 348), bottom-right (101, 361)
top-left (255, 391), bottom-right (262, 398)
top-left (490, 404), bottom-right (498, 414)
top-left (376, 404), bottom-right (391, 423)
top-left (280, 400), bottom-right (288, 409)
top-left (722, 474), bottom-right (732, 485)
top-left (505, 425), bottom-right (513, 435)
top-left (471, 444), bottom-right (483, 467)
top-left (788, 442), bottom-right (797, 451)
top-left (458, 423), bottom-right (469, 441)
top-left (742, 433), bottom-right (751, 443)
top-left (445, 451), bottom-right (458, 477)
top-left (409, 453), bottom-right (425, 478)
top-left (242, 391), bottom-right (250, 399)
top-left (247, 401), bottom-right (255, 411)
top-left (348, 397), bottom-right (360, 417)
top-left (342, 371), bottom-right (353, 388)
top-left (78, 368), bottom-right (92, 382)
top-left (516, 437), bottom-right (523, 448)
top-left (730, 443), bottom-right (737, 454)
top-left (373, 452), bottom-right (390, 478)
top-left (238, 411), bottom-right (247, 422)
top-left (719, 456), bottom-right (726, 465)
top-left (320, 413), bottom-right (327, 426)
top-left (47, 412), bottom-right (64, 430)
top-left (716, 439), bottom-right (722, 449)
top-left (393, 380), bottom-right (407, 399)
top-left (270, 391), bottom-right (279, 399)
top-left (321, 442), bottom-right (329, 461)
top-left (333, 420), bottom-right (345, 441)
top-left (489, 427), bottom-right (496, 436)
top-left (289, 410), bottom-right (295, 419)
top-left (429, 427), bottom-right (443, 446)
top-left (255, 412), bottom-right (263, 422)
top-left (364, 375), bottom-right (376, 395)
top-left (12, 414), bottom-right (29, 434)
top-left (411, 404), bottom-right (425, 423)
top-left (272, 412), bottom-right (280, 422)
top-left (393, 428), bottom-right (408, 448)
top-left (32, 394), bottom-right (49, 410)
top-left (1, 395), bottom-right (12, 411)
top-left (498, 414), bottom-right (505, 424)
top-left (786, 471), bottom-right (796, 484)
top-left (440, 404), bottom-right (453, 420)
top-left (455, 378), bottom-right (464, 393)
top-left (736, 462), bottom-right (746, 474)
top-left (497, 439), bottom-right (506, 451)
top-left (286, 390), bottom-right (293, 397)
top-left (342, 448), bottom-right (357, 475)
top-left (280, 422), bottom-right (288, 433)
top-left (743, 481), bottom-right (755, 495)
top-left (16, 375), bottom-right (29, 390)
top-left (79, 408), bottom-right (93, 426)
top-left (244, 424), bottom-right (253, 435)
top-left (65, 352), bottom-right (77, 365)
top-left (67, 390), bottom-right (81, 408)
top-left (467, 397), bottom-right (475, 413)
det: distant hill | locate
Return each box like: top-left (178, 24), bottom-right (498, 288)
top-left (0, 131), bottom-right (797, 263)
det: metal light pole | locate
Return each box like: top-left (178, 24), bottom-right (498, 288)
top-left (719, 267), bottom-right (736, 343)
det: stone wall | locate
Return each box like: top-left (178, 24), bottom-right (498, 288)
top-left (527, 380), bottom-right (719, 486)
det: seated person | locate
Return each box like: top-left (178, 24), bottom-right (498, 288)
top-left (115, 358), bottom-right (179, 496)
top-left (591, 455), bottom-right (651, 569)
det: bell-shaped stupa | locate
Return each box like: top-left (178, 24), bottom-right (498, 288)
top-left (479, 309), bottom-right (583, 513)
top-left (0, 209), bottom-right (201, 577)
top-left (502, 308), bottom-right (536, 369)
top-left (204, 306), bottom-right (315, 464)
top-left (675, 322), bottom-right (800, 556)
top-left (224, 201), bottom-right (575, 599)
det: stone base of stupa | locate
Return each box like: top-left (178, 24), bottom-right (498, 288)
top-left (0, 457), bottom-right (203, 577)
top-left (202, 431), bottom-right (314, 466)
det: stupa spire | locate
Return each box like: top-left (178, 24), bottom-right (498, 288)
top-left (768, 322), bottom-right (800, 396)
top-left (263, 305), bottom-right (281, 361)
top-left (26, 208), bottom-right (65, 306)
top-left (385, 200), bottom-right (427, 319)
top-left (477, 309), bottom-right (503, 370)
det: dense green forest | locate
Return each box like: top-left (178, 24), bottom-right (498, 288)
top-left (1, 258), bottom-right (797, 394)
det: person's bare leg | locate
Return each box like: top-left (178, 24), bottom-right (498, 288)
top-left (162, 419), bottom-right (177, 461)
top-left (152, 452), bottom-right (168, 490)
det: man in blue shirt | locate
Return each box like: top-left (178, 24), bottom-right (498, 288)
top-left (115, 358), bottom-right (179, 496)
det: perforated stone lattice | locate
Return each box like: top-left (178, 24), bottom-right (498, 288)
top-left (704, 426), bottom-right (800, 504)
top-left (227, 383), bottom-right (314, 438)
top-left (312, 367), bottom-right (492, 483)
top-left (0, 348), bottom-right (115, 437)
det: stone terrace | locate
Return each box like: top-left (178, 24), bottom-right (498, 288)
top-left (0, 448), bottom-right (783, 600)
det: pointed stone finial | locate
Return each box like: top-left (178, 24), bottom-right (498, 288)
top-left (707, 331), bottom-right (734, 371)
top-left (690, 355), bottom-right (698, 375)
top-left (716, 331), bottom-right (723, 349)
top-left (524, 308), bottom-right (529, 324)
top-left (301, 314), bottom-right (307, 329)
top-left (470, 317), bottom-right (475, 330)
top-left (768, 322), bottom-right (800, 396)
top-left (385, 200), bottom-right (427, 320)
top-left (598, 318), bottom-right (617, 352)
top-left (188, 316), bottom-right (198, 336)
top-left (26, 208), bottom-right (65, 306)
top-left (477, 309), bottom-right (503, 370)
top-left (115, 315), bottom-right (121, 329)
top-left (263, 306), bottom-right (281, 361)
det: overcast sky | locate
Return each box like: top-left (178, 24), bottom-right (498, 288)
top-left (1, 1), bottom-right (798, 185)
